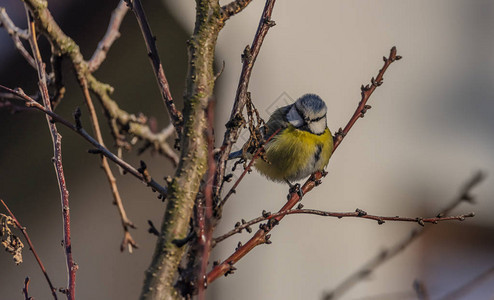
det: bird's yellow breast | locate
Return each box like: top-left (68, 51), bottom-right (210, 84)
top-left (255, 126), bottom-right (333, 182)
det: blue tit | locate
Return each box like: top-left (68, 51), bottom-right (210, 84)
top-left (230, 93), bottom-right (333, 187)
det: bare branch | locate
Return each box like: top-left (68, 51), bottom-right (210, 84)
top-left (333, 46), bottom-right (401, 149)
top-left (214, 209), bottom-right (475, 245)
top-left (20, 0), bottom-right (177, 164)
top-left (0, 84), bottom-right (168, 197)
top-left (79, 77), bottom-right (138, 252)
top-left (1, 200), bottom-right (58, 300)
top-left (140, 1), bottom-right (226, 298)
top-left (26, 10), bottom-right (76, 299)
top-left (323, 171), bottom-right (485, 300)
top-left (207, 46), bottom-right (400, 284)
top-left (215, 0), bottom-right (277, 208)
top-left (88, 0), bottom-right (129, 72)
top-left (22, 277), bottom-right (33, 300)
top-left (440, 266), bottom-right (494, 300)
top-left (125, 0), bottom-right (183, 133)
top-left (0, 7), bottom-right (36, 68)
top-left (197, 99), bottom-right (216, 299)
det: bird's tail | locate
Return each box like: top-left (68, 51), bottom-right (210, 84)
top-left (228, 150), bottom-right (243, 160)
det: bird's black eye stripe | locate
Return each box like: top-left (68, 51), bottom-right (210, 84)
top-left (309, 115), bottom-right (324, 123)
top-left (295, 104), bottom-right (325, 123)
top-left (294, 103), bottom-right (326, 125)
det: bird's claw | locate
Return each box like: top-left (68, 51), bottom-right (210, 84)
top-left (289, 183), bottom-right (303, 200)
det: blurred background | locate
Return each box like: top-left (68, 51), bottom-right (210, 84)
top-left (1, 1), bottom-right (493, 299)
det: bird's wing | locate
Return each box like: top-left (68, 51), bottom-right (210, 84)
top-left (227, 104), bottom-right (291, 160)
top-left (263, 105), bottom-right (290, 140)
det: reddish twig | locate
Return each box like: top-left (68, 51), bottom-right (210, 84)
top-left (197, 99), bottom-right (217, 299)
top-left (214, 209), bottom-right (475, 244)
top-left (88, 0), bottom-right (128, 72)
top-left (124, 0), bottom-right (183, 133)
top-left (0, 84), bottom-right (168, 197)
top-left (323, 171), bottom-right (485, 300)
top-left (333, 46), bottom-right (401, 150)
top-left (22, 277), bottom-right (33, 300)
top-left (79, 78), bottom-right (137, 252)
top-left (1, 200), bottom-right (58, 300)
top-left (26, 10), bottom-right (76, 299)
top-left (215, 0), bottom-right (277, 199)
top-left (440, 266), bottom-right (494, 300)
top-left (207, 47), bottom-right (400, 284)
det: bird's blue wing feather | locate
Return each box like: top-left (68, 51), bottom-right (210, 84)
top-left (228, 150), bottom-right (243, 160)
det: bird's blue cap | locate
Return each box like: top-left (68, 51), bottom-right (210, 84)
top-left (295, 94), bottom-right (327, 118)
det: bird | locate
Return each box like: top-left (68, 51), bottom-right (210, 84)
top-left (229, 93), bottom-right (334, 194)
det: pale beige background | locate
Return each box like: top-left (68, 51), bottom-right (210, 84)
top-left (0, 1), bottom-right (493, 299)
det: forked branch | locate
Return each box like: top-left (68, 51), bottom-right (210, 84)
top-left (125, 0), bottom-right (183, 133)
top-left (26, 11), bottom-right (76, 299)
top-left (323, 171), bottom-right (485, 300)
top-left (1, 200), bottom-right (58, 300)
top-left (207, 46), bottom-right (401, 284)
top-left (214, 208), bottom-right (475, 244)
top-left (0, 85), bottom-right (168, 197)
top-left (88, 0), bottom-right (129, 72)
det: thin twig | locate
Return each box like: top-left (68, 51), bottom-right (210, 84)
top-left (333, 46), bottom-right (401, 150)
top-left (197, 99), bottom-right (217, 300)
top-left (125, 0), bottom-right (183, 133)
top-left (18, 0), bottom-right (178, 164)
top-left (215, 0), bottom-right (277, 201)
top-left (22, 277), bottom-right (33, 300)
top-left (1, 200), bottom-right (58, 300)
top-left (322, 171), bottom-right (485, 300)
top-left (207, 46), bottom-right (400, 284)
top-left (88, 0), bottom-right (129, 72)
top-left (79, 77), bottom-right (137, 252)
top-left (0, 84), bottom-right (168, 197)
top-left (26, 9), bottom-right (76, 299)
top-left (48, 53), bottom-right (66, 109)
top-left (214, 209), bottom-right (475, 245)
top-left (439, 266), bottom-right (494, 300)
top-left (413, 280), bottom-right (430, 300)
top-left (0, 7), bottom-right (36, 68)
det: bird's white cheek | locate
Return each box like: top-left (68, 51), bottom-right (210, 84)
top-left (310, 119), bottom-right (327, 135)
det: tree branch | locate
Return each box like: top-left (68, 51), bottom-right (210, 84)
top-left (1, 200), bottom-right (58, 300)
top-left (0, 7), bottom-right (36, 68)
top-left (215, 0), bottom-right (277, 207)
top-left (197, 99), bottom-right (216, 300)
top-left (125, 0), bottom-right (183, 134)
top-left (439, 266), bottom-right (494, 300)
top-left (88, 0), bottom-right (129, 72)
top-left (79, 77), bottom-right (137, 252)
top-left (26, 11), bottom-right (76, 299)
top-left (0, 84), bottom-right (168, 197)
top-left (333, 46), bottom-right (401, 149)
top-left (139, 1), bottom-right (226, 298)
top-left (214, 208), bottom-right (475, 245)
top-left (207, 46), bottom-right (401, 284)
top-left (322, 171), bottom-right (485, 300)
top-left (18, 0), bottom-right (178, 164)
